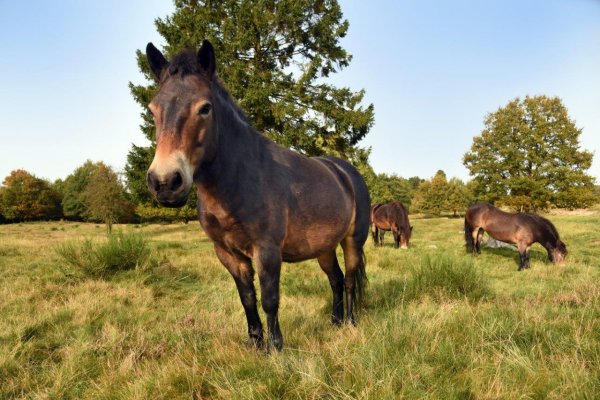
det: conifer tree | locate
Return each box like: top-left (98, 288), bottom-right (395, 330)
top-left (125, 0), bottom-right (374, 204)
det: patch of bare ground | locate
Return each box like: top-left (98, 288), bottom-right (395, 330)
top-left (547, 208), bottom-right (600, 216)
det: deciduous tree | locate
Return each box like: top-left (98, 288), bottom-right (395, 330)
top-left (81, 165), bottom-right (135, 232)
top-left (0, 170), bottom-right (62, 221)
top-left (463, 96), bottom-right (596, 210)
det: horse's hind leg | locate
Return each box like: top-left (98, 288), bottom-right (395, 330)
top-left (379, 231), bottom-right (385, 247)
top-left (475, 228), bottom-right (484, 254)
top-left (317, 250), bottom-right (345, 325)
top-left (340, 237), bottom-right (366, 325)
top-left (371, 224), bottom-right (379, 246)
top-left (214, 245), bottom-right (264, 348)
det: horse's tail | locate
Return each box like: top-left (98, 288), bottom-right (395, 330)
top-left (464, 217), bottom-right (475, 253)
top-left (353, 247), bottom-right (368, 307)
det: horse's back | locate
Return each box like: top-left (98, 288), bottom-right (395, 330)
top-left (314, 156), bottom-right (371, 245)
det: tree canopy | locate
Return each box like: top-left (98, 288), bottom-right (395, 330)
top-left (411, 171), bottom-right (471, 216)
top-left (125, 0), bottom-right (374, 204)
top-left (0, 170), bottom-right (62, 221)
top-left (61, 160), bottom-right (106, 220)
top-left (81, 164), bottom-right (135, 232)
top-left (463, 95), bottom-right (596, 210)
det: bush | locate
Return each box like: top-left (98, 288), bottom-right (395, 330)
top-left (55, 231), bottom-right (156, 278)
top-left (407, 254), bottom-right (490, 301)
top-left (136, 203), bottom-right (197, 223)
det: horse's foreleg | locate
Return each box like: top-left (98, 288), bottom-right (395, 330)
top-left (517, 243), bottom-right (531, 271)
top-left (255, 246), bottom-right (283, 351)
top-left (392, 229), bottom-right (400, 249)
top-left (518, 251), bottom-right (526, 271)
top-left (214, 245), bottom-right (263, 348)
top-left (317, 250), bottom-right (345, 325)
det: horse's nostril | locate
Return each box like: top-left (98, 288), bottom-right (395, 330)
top-left (167, 171), bottom-right (183, 192)
top-left (147, 171), bottom-right (160, 193)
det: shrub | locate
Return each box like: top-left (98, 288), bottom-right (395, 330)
top-left (55, 231), bottom-right (156, 278)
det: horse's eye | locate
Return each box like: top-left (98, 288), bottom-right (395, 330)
top-left (199, 103), bottom-right (212, 117)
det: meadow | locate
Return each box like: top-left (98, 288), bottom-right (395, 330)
top-left (1, 213), bottom-right (599, 399)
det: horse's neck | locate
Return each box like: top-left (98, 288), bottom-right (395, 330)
top-left (195, 89), bottom-right (264, 195)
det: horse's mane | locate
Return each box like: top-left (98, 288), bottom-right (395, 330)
top-left (524, 213), bottom-right (560, 240)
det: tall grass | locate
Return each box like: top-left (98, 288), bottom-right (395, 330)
top-left (1, 217), bottom-right (599, 398)
top-left (407, 254), bottom-right (490, 301)
top-left (55, 230), bottom-right (156, 278)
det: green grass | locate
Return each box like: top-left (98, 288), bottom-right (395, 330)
top-left (0, 215), bottom-right (599, 399)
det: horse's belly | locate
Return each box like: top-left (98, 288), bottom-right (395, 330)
top-left (281, 216), bottom-right (351, 262)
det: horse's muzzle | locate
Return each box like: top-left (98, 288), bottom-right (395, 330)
top-left (147, 169), bottom-right (190, 208)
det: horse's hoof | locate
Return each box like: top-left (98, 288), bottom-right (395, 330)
top-left (245, 335), bottom-right (264, 349)
top-left (264, 339), bottom-right (283, 354)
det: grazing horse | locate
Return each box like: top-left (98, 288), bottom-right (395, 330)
top-left (144, 41), bottom-right (370, 351)
top-left (370, 202), bottom-right (412, 249)
top-left (464, 202), bottom-right (567, 271)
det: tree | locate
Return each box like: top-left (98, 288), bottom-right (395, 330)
top-left (0, 170), bottom-right (62, 221)
top-left (61, 160), bottom-right (106, 220)
top-left (463, 96), bottom-right (596, 210)
top-left (125, 0), bottom-right (374, 204)
top-left (446, 178), bottom-right (472, 217)
top-left (81, 165), bottom-right (135, 232)
top-left (367, 172), bottom-right (414, 208)
top-left (412, 170), bottom-right (449, 215)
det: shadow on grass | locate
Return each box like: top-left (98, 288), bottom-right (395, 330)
top-left (476, 246), bottom-right (550, 269)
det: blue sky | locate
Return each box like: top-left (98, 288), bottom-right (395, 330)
top-left (1, 0), bottom-right (598, 184)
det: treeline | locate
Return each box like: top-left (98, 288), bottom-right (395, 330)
top-left (0, 163), bottom-right (463, 225)
top-left (1, 162), bottom-right (598, 226)
top-left (0, 161), bottom-right (196, 228)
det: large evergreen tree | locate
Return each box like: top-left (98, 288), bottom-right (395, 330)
top-left (126, 0), bottom-right (374, 204)
top-left (463, 96), bottom-right (596, 210)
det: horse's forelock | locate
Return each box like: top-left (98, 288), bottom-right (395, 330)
top-left (167, 48), bottom-right (202, 78)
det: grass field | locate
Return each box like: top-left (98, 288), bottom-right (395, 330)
top-left (1, 214), bottom-right (599, 399)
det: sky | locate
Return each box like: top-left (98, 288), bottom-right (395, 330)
top-left (0, 0), bottom-right (599, 184)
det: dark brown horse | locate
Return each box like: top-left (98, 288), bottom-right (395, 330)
top-left (144, 41), bottom-right (370, 351)
top-left (464, 202), bottom-right (567, 271)
top-left (370, 202), bottom-right (412, 249)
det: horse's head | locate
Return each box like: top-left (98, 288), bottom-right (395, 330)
top-left (550, 239), bottom-right (568, 264)
top-left (400, 225), bottom-right (413, 249)
top-left (145, 41), bottom-right (217, 207)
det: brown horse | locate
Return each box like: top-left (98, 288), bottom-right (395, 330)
top-left (144, 41), bottom-right (370, 351)
top-left (464, 202), bottom-right (567, 271)
top-left (370, 202), bottom-right (412, 249)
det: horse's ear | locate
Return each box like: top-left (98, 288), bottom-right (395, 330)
top-left (410, 226), bottom-right (414, 232)
top-left (198, 40), bottom-right (216, 79)
top-left (146, 43), bottom-right (168, 81)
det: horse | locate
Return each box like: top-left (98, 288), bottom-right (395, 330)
top-left (144, 40), bottom-right (370, 351)
top-left (464, 202), bottom-right (567, 271)
top-left (370, 202), bottom-right (412, 249)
